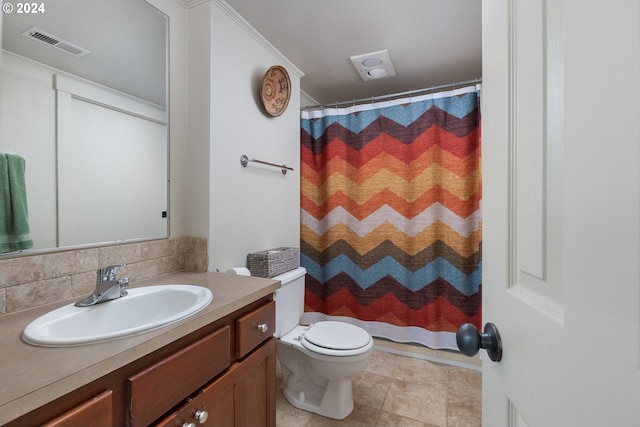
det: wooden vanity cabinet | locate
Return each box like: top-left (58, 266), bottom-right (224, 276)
top-left (4, 297), bottom-right (276, 427)
top-left (41, 390), bottom-right (113, 427)
top-left (140, 301), bottom-right (276, 427)
top-left (127, 326), bottom-right (232, 427)
top-left (155, 338), bottom-right (276, 427)
top-left (236, 299), bottom-right (275, 359)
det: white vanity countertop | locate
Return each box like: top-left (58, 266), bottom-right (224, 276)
top-left (0, 271), bottom-right (280, 425)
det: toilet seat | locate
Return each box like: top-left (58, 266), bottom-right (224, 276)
top-left (301, 321), bottom-right (372, 356)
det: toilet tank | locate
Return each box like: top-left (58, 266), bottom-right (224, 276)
top-left (272, 267), bottom-right (307, 338)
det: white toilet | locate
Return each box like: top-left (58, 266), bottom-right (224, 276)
top-left (272, 267), bottom-right (373, 420)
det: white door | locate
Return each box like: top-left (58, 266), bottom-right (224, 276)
top-left (481, 0), bottom-right (640, 425)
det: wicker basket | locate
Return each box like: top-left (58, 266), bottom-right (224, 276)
top-left (246, 247), bottom-right (299, 278)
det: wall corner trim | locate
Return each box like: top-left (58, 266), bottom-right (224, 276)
top-left (173, 0), bottom-right (208, 8)
top-left (209, 0), bottom-right (305, 78)
top-left (174, 0), bottom-right (305, 78)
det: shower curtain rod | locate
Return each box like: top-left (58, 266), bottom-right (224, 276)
top-left (303, 77), bottom-right (482, 111)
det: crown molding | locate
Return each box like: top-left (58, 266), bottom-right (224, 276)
top-left (172, 0), bottom-right (304, 78)
top-left (173, 0), bottom-right (207, 8)
top-left (210, 0), bottom-right (304, 78)
top-left (300, 89), bottom-right (320, 107)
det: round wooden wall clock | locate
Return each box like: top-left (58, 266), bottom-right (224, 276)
top-left (260, 65), bottom-right (291, 117)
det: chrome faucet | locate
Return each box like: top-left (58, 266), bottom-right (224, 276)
top-left (74, 264), bottom-right (130, 307)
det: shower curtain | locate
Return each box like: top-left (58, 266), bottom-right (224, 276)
top-left (299, 85), bottom-right (482, 350)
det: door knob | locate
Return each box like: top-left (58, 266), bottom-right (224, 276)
top-left (456, 322), bottom-right (503, 362)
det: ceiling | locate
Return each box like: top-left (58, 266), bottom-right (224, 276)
top-left (1, 0), bottom-right (482, 108)
top-left (225, 0), bottom-right (482, 106)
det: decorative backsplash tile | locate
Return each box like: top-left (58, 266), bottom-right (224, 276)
top-left (0, 236), bottom-right (208, 314)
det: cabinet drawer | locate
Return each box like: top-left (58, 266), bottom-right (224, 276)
top-left (154, 370), bottom-right (235, 427)
top-left (42, 390), bottom-right (112, 427)
top-left (127, 326), bottom-right (231, 427)
top-left (236, 300), bottom-right (275, 358)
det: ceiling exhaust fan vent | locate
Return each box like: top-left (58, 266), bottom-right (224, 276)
top-left (350, 49), bottom-right (396, 82)
top-left (22, 27), bottom-right (90, 57)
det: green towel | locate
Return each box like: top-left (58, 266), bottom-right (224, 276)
top-left (0, 154), bottom-right (33, 253)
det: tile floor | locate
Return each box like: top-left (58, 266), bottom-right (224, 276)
top-left (276, 348), bottom-right (482, 427)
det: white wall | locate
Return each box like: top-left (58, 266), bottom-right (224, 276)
top-left (126, 0), bottom-right (306, 272)
top-left (187, 0), bottom-right (304, 272)
top-left (185, 1), bottom-right (213, 243)
top-left (300, 90), bottom-right (320, 109)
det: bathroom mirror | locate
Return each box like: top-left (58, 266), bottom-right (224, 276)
top-left (0, 0), bottom-right (168, 255)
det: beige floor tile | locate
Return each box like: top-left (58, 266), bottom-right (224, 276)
top-left (303, 403), bottom-right (381, 427)
top-left (353, 371), bottom-right (389, 410)
top-left (393, 355), bottom-right (449, 390)
top-left (276, 350), bottom-right (482, 427)
top-left (365, 349), bottom-right (399, 378)
top-left (376, 411), bottom-right (440, 427)
top-left (447, 365), bottom-right (481, 396)
top-left (446, 391), bottom-right (482, 427)
top-left (382, 380), bottom-right (448, 427)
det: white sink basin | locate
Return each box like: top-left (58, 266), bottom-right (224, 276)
top-left (23, 285), bottom-right (213, 347)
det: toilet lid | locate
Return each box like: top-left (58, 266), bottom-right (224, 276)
top-left (302, 321), bottom-right (371, 351)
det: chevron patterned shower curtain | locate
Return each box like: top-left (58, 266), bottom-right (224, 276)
top-left (300, 85), bottom-right (482, 350)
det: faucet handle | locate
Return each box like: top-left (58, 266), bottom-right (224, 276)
top-left (98, 264), bottom-right (127, 281)
top-left (118, 277), bottom-right (130, 297)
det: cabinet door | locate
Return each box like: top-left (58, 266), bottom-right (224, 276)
top-left (200, 376), bottom-right (235, 427)
top-left (42, 390), bottom-right (112, 427)
top-left (235, 338), bottom-right (276, 427)
top-left (154, 338), bottom-right (276, 427)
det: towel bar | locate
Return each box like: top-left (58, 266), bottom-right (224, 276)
top-left (240, 154), bottom-right (293, 175)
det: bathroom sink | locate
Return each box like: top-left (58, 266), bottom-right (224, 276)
top-left (22, 285), bottom-right (213, 347)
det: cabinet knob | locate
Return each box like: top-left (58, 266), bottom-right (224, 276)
top-left (182, 423), bottom-right (196, 427)
top-left (257, 323), bottom-right (269, 333)
top-left (195, 410), bottom-right (209, 423)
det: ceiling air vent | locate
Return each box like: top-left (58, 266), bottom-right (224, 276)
top-left (22, 27), bottom-right (90, 57)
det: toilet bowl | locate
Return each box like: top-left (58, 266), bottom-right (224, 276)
top-left (273, 267), bottom-right (373, 420)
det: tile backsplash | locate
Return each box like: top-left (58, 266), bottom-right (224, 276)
top-left (0, 236), bottom-right (208, 314)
